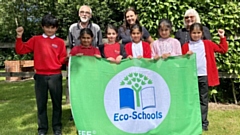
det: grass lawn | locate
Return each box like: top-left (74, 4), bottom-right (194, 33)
top-left (0, 79), bottom-right (240, 135)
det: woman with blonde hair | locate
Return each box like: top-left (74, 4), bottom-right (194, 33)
top-left (175, 9), bottom-right (211, 45)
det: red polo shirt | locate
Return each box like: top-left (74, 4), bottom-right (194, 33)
top-left (104, 42), bottom-right (121, 59)
top-left (70, 45), bottom-right (100, 56)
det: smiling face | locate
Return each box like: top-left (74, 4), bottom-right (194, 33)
top-left (125, 11), bottom-right (137, 26)
top-left (190, 27), bottom-right (203, 41)
top-left (42, 26), bottom-right (57, 37)
top-left (158, 25), bottom-right (171, 39)
top-left (130, 28), bottom-right (142, 43)
top-left (106, 28), bottom-right (118, 44)
top-left (79, 6), bottom-right (92, 23)
top-left (80, 33), bottom-right (93, 47)
top-left (184, 13), bottom-right (196, 28)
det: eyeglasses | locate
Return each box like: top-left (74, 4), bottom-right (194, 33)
top-left (80, 11), bottom-right (91, 15)
top-left (184, 16), bottom-right (195, 19)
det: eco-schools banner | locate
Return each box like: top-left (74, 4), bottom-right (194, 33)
top-left (69, 55), bottom-right (202, 135)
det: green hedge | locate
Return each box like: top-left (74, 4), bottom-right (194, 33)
top-left (0, 1), bottom-right (239, 102)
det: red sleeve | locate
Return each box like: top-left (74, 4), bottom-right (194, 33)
top-left (94, 47), bottom-right (101, 55)
top-left (125, 43), bottom-right (132, 57)
top-left (181, 43), bottom-right (189, 55)
top-left (15, 37), bottom-right (34, 54)
top-left (59, 40), bottom-right (67, 64)
top-left (208, 37), bottom-right (228, 53)
top-left (69, 46), bottom-right (79, 56)
top-left (142, 41), bottom-right (151, 58)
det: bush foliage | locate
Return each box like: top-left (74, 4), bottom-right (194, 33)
top-left (0, 0), bottom-right (239, 102)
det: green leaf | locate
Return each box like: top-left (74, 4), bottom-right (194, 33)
top-left (141, 81), bottom-right (146, 85)
top-left (127, 81), bottom-right (132, 85)
top-left (148, 80), bottom-right (153, 84)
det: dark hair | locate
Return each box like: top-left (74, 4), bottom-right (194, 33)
top-left (79, 28), bottom-right (94, 39)
top-left (41, 14), bottom-right (59, 28)
top-left (121, 7), bottom-right (140, 33)
top-left (158, 19), bottom-right (172, 31)
top-left (130, 24), bottom-right (142, 34)
top-left (189, 23), bottom-right (204, 40)
top-left (105, 24), bottom-right (119, 42)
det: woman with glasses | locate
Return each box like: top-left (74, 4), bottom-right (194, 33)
top-left (175, 9), bottom-right (211, 46)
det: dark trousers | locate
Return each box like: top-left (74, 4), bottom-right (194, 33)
top-left (198, 76), bottom-right (209, 127)
top-left (34, 74), bottom-right (63, 133)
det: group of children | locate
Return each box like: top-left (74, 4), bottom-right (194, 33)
top-left (15, 13), bottom-right (228, 134)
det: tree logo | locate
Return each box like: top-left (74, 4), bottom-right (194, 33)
top-left (104, 67), bottom-right (171, 134)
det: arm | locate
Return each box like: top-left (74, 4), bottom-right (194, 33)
top-left (151, 41), bottom-right (160, 60)
top-left (212, 29), bottom-right (228, 53)
top-left (68, 30), bottom-right (74, 49)
top-left (59, 41), bottom-right (67, 64)
top-left (181, 43), bottom-right (189, 55)
top-left (174, 39), bottom-right (182, 55)
top-left (143, 42), bottom-right (152, 58)
top-left (124, 43), bottom-right (132, 58)
top-left (120, 43), bottom-right (127, 59)
top-left (98, 45), bottom-right (105, 58)
top-left (15, 26), bottom-right (34, 54)
top-left (69, 46), bottom-right (78, 56)
top-left (97, 29), bottom-right (103, 47)
top-left (94, 47), bottom-right (102, 58)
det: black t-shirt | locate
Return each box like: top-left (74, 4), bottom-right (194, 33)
top-left (118, 26), bottom-right (150, 45)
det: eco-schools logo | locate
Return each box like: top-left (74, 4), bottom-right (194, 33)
top-left (104, 67), bottom-right (170, 134)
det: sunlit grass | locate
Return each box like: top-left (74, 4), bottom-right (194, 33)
top-left (0, 79), bottom-right (240, 135)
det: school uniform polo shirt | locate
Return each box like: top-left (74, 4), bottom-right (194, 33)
top-left (69, 45), bottom-right (100, 56)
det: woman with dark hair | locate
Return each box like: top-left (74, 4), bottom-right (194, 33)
top-left (175, 9), bottom-right (211, 46)
top-left (118, 7), bottom-right (154, 46)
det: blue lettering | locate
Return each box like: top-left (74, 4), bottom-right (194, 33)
top-left (151, 113), bottom-right (155, 119)
top-left (138, 112), bottom-right (142, 119)
top-left (124, 114), bottom-right (129, 120)
top-left (132, 111), bottom-right (137, 119)
top-left (119, 114), bottom-right (124, 121)
top-left (158, 112), bottom-right (162, 118)
top-left (114, 113), bottom-right (119, 121)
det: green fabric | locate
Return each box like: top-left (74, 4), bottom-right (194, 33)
top-left (69, 54), bottom-right (202, 135)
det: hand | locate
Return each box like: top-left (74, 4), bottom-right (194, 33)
top-left (65, 56), bottom-right (70, 62)
top-left (75, 53), bottom-right (83, 56)
top-left (137, 55), bottom-right (143, 59)
top-left (127, 55), bottom-right (133, 59)
top-left (153, 55), bottom-right (160, 60)
top-left (162, 53), bottom-right (170, 59)
top-left (107, 57), bottom-right (116, 63)
top-left (186, 50), bottom-right (193, 55)
top-left (16, 26), bottom-right (24, 38)
top-left (94, 54), bottom-right (101, 58)
top-left (218, 29), bottom-right (225, 38)
top-left (116, 55), bottom-right (123, 64)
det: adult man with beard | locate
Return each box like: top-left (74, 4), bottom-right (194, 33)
top-left (68, 5), bottom-right (103, 48)
top-left (67, 5), bottom-right (103, 121)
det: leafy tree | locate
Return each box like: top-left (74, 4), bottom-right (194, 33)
top-left (121, 73), bottom-right (153, 107)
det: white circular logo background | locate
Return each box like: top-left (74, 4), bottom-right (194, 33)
top-left (104, 67), bottom-right (171, 133)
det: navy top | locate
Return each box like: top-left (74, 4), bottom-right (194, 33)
top-left (118, 26), bottom-right (150, 46)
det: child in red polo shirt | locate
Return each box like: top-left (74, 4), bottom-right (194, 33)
top-left (125, 24), bottom-right (151, 59)
top-left (70, 28), bottom-right (101, 57)
top-left (99, 24), bottom-right (126, 63)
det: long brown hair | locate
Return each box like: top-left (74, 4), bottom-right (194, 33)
top-left (121, 7), bottom-right (140, 34)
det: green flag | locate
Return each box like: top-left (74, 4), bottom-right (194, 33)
top-left (69, 55), bottom-right (202, 135)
